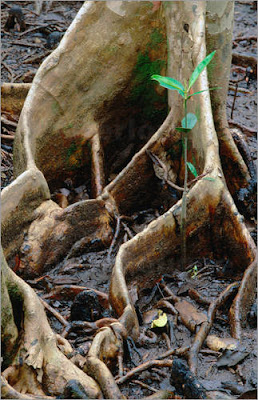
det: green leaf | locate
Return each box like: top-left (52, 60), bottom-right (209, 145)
top-left (176, 127), bottom-right (192, 133)
top-left (188, 50), bottom-right (216, 91)
top-left (187, 162), bottom-right (198, 177)
top-left (203, 177), bottom-right (216, 182)
top-left (151, 310), bottom-right (168, 328)
top-left (151, 75), bottom-right (185, 97)
top-left (181, 113), bottom-right (197, 130)
top-left (187, 86), bottom-right (221, 99)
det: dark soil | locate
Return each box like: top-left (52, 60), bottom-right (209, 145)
top-left (1, 2), bottom-right (257, 399)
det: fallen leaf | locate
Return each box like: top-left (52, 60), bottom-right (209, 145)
top-left (151, 309), bottom-right (167, 328)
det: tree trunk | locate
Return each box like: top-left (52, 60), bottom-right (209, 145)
top-left (1, 1), bottom-right (256, 398)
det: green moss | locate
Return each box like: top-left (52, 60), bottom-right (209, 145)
top-left (148, 28), bottom-right (165, 50)
top-left (51, 101), bottom-right (60, 114)
top-left (129, 52), bottom-right (167, 122)
top-left (65, 140), bottom-right (91, 171)
top-left (64, 122), bottom-right (73, 130)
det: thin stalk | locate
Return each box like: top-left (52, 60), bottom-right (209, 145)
top-left (181, 98), bottom-right (188, 269)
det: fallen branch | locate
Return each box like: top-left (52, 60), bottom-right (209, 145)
top-left (40, 298), bottom-right (69, 327)
top-left (23, 51), bottom-right (52, 65)
top-left (18, 24), bottom-right (49, 37)
top-left (188, 281), bottom-right (240, 374)
top-left (116, 359), bottom-right (173, 385)
top-left (10, 40), bottom-right (44, 48)
top-left (146, 150), bottom-right (184, 192)
top-left (1, 61), bottom-right (14, 79)
top-left (132, 380), bottom-right (158, 393)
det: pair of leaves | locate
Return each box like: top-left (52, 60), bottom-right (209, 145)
top-left (176, 112), bottom-right (198, 134)
top-left (151, 50), bottom-right (216, 97)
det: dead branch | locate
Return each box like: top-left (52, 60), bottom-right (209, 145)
top-left (132, 380), bottom-right (158, 393)
top-left (40, 298), bottom-right (69, 327)
top-left (116, 359), bottom-right (173, 385)
top-left (146, 150), bottom-right (184, 192)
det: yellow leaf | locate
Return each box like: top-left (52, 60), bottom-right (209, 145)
top-left (151, 310), bottom-right (167, 328)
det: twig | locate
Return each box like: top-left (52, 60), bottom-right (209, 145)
top-left (23, 50), bottom-right (51, 64)
top-left (10, 40), bottom-right (44, 48)
top-left (188, 281), bottom-right (240, 374)
top-left (107, 216), bottom-right (121, 261)
top-left (1, 61), bottom-right (14, 79)
top-left (116, 359), bottom-right (173, 385)
top-left (121, 220), bottom-right (134, 239)
top-left (187, 168), bottom-right (212, 187)
top-left (19, 24), bottom-right (49, 37)
top-left (12, 73), bottom-right (25, 83)
top-left (231, 82), bottom-right (238, 119)
top-left (132, 380), bottom-right (158, 393)
top-left (146, 150), bottom-right (185, 192)
top-left (40, 298), bottom-right (69, 327)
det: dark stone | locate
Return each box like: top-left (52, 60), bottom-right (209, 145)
top-left (46, 31), bottom-right (64, 49)
top-left (70, 289), bottom-right (110, 322)
top-left (170, 358), bottom-right (207, 399)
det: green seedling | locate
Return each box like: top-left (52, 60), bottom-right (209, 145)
top-left (190, 265), bottom-right (198, 279)
top-left (151, 50), bottom-right (218, 269)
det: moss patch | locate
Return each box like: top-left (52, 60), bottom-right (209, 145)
top-left (129, 53), bottom-right (167, 122)
top-left (128, 26), bottom-right (168, 124)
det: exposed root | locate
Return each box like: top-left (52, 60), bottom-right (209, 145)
top-left (1, 376), bottom-right (53, 400)
top-left (188, 282), bottom-right (240, 375)
top-left (229, 257), bottom-right (257, 339)
top-left (1, 254), bottom-right (101, 398)
top-left (84, 323), bottom-right (127, 399)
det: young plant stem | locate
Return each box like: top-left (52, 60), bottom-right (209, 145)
top-left (181, 99), bottom-right (188, 269)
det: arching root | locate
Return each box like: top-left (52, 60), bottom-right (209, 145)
top-left (84, 323), bottom-right (128, 399)
top-left (1, 254), bottom-right (101, 399)
top-left (229, 257), bottom-right (257, 340)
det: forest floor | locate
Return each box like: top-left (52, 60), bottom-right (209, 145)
top-left (1, 1), bottom-right (257, 399)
